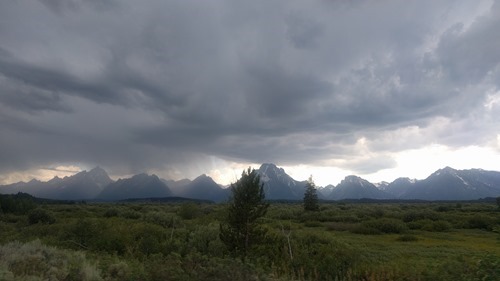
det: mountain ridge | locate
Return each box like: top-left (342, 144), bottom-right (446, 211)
top-left (1, 165), bottom-right (500, 201)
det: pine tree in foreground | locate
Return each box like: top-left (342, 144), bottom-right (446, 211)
top-left (219, 167), bottom-right (269, 258)
top-left (303, 176), bottom-right (319, 211)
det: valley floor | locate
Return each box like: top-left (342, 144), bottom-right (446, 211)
top-left (0, 197), bottom-right (499, 280)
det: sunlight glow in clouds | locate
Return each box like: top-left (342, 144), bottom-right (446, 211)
top-left (0, 165), bottom-right (83, 185)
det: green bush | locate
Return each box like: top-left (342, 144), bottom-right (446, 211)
top-left (468, 214), bottom-right (495, 230)
top-left (144, 211), bottom-right (177, 228)
top-left (422, 220), bottom-right (452, 232)
top-left (103, 208), bottom-right (120, 218)
top-left (27, 208), bottom-right (56, 225)
top-left (178, 203), bottom-right (200, 220)
top-left (408, 219), bottom-right (452, 232)
top-left (121, 210), bottom-right (141, 219)
top-left (363, 218), bottom-right (407, 234)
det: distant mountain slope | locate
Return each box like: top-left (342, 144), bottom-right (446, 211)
top-left (0, 179), bottom-right (49, 198)
top-left (97, 173), bottom-right (171, 201)
top-left (257, 163), bottom-right (307, 200)
top-left (318, 184), bottom-right (335, 199)
top-left (51, 167), bottom-right (113, 200)
top-left (330, 175), bottom-right (393, 200)
top-left (0, 167), bottom-right (112, 200)
top-left (166, 174), bottom-right (229, 202)
top-left (1, 165), bottom-right (500, 201)
top-left (384, 178), bottom-right (416, 198)
top-left (162, 178), bottom-right (192, 194)
top-left (402, 167), bottom-right (500, 200)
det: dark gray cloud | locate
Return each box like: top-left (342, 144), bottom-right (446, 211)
top-left (0, 0), bottom-right (498, 180)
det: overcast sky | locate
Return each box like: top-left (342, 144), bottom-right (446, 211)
top-left (1, 0), bottom-right (499, 186)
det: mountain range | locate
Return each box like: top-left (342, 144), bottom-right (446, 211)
top-left (1, 164), bottom-right (499, 202)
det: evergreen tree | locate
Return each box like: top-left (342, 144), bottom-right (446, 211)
top-left (219, 167), bottom-right (269, 258)
top-left (303, 176), bottom-right (319, 211)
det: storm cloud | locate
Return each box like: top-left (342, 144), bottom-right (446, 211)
top-left (0, 0), bottom-right (499, 181)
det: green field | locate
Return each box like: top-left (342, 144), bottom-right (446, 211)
top-left (0, 195), bottom-right (499, 280)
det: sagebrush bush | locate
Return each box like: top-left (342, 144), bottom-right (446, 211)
top-left (0, 240), bottom-right (102, 281)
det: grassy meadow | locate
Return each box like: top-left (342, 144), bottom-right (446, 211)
top-left (0, 195), bottom-right (499, 280)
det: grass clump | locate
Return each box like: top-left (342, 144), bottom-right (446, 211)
top-left (396, 234), bottom-right (419, 242)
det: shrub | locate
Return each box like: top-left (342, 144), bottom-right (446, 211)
top-left (363, 218), bottom-right (407, 234)
top-left (144, 211), bottom-right (176, 227)
top-left (121, 210), bottom-right (141, 219)
top-left (0, 240), bottom-right (103, 281)
top-left (188, 223), bottom-right (226, 256)
top-left (371, 207), bottom-right (385, 218)
top-left (27, 208), bottom-right (56, 225)
top-left (407, 219), bottom-right (430, 230)
top-left (407, 219), bottom-right (452, 232)
top-left (468, 214), bottom-right (495, 230)
top-left (103, 208), bottom-right (120, 218)
top-left (422, 220), bottom-right (452, 232)
top-left (402, 210), bottom-right (440, 222)
top-left (178, 203), bottom-right (200, 220)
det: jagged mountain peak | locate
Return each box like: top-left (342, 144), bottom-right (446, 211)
top-left (125, 173), bottom-right (161, 184)
top-left (97, 172), bottom-right (171, 201)
top-left (192, 174), bottom-right (215, 183)
top-left (2, 165), bottom-right (500, 201)
top-left (73, 167), bottom-right (113, 185)
top-left (331, 175), bottom-right (392, 200)
top-left (342, 175), bottom-right (371, 186)
top-left (392, 177), bottom-right (416, 184)
top-left (194, 173), bottom-right (210, 179)
top-left (259, 163), bottom-right (286, 177)
top-left (257, 163), bottom-right (305, 200)
top-left (432, 166), bottom-right (457, 176)
top-left (28, 179), bottom-right (41, 184)
top-left (374, 181), bottom-right (389, 190)
top-left (88, 166), bottom-right (108, 176)
top-left (260, 163), bottom-right (279, 169)
top-left (48, 176), bottom-right (63, 184)
top-left (344, 175), bottom-right (361, 181)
